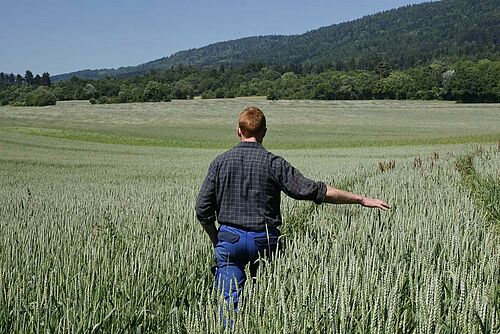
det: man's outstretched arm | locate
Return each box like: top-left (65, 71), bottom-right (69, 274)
top-left (323, 185), bottom-right (390, 210)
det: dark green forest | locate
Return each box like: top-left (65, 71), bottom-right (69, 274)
top-left (1, 59), bottom-right (499, 106)
top-left (53, 0), bottom-right (499, 81)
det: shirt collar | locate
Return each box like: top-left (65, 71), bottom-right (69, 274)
top-left (237, 141), bottom-right (262, 148)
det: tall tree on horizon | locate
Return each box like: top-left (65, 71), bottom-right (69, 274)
top-left (41, 72), bottom-right (51, 86)
top-left (8, 73), bottom-right (15, 85)
top-left (16, 74), bottom-right (23, 86)
top-left (25, 70), bottom-right (34, 86)
top-left (34, 74), bottom-right (42, 86)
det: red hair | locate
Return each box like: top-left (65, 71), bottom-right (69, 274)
top-left (238, 106), bottom-right (266, 137)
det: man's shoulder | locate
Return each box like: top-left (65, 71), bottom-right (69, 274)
top-left (208, 147), bottom-right (236, 169)
top-left (212, 146), bottom-right (237, 162)
top-left (211, 143), bottom-right (282, 165)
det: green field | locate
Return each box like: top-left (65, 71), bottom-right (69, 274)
top-left (1, 99), bottom-right (499, 149)
top-left (0, 100), bottom-right (499, 333)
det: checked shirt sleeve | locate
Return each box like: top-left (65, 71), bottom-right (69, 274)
top-left (195, 161), bottom-right (218, 225)
top-left (273, 157), bottom-right (327, 205)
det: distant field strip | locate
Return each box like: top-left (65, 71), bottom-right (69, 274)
top-left (0, 127), bottom-right (219, 148)
top-left (0, 99), bottom-right (498, 148)
top-left (1, 126), bottom-right (499, 150)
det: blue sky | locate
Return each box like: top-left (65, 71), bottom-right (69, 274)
top-left (1, 0), bottom-right (431, 75)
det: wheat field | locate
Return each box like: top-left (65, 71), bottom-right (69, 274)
top-left (0, 99), bottom-right (499, 333)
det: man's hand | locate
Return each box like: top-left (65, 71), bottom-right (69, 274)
top-left (360, 196), bottom-right (390, 211)
top-left (324, 186), bottom-right (390, 211)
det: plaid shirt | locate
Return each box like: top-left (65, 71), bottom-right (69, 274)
top-left (195, 141), bottom-right (327, 231)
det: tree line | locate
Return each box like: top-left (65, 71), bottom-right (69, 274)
top-left (0, 70), bottom-right (56, 106)
top-left (1, 59), bottom-right (499, 106)
top-left (0, 70), bottom-right (51, 87)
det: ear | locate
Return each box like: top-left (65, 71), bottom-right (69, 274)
top-left (262, 128), bottom-right (267, 138)
top-left (237, 127), bottom-right (242, 138)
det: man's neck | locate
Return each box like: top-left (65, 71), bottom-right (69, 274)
top-left (240, 137), bottom-right (259, 143)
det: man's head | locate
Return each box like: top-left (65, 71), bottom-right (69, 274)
top-left (237, 106), bottom-right (267, 143)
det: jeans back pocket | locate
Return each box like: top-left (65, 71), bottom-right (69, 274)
top-left (253, 235), bottom-right (279, 254)
top-left (218, 230), bottom-right (240, 243)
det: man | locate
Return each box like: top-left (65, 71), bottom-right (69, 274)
top-left (195, 106), bottom-right (389, 312)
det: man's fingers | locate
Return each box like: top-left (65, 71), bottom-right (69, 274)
top-left (362, 197), bottom-right (390, 210)
top-left (378, 204), bottom-right (390, 211)
top-left (378, 200), bottom-right (390, 210)
top-left (373, 203), bottom-right (389, 210)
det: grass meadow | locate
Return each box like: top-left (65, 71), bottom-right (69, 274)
top-left (0, 99), bottom-right (499, 333)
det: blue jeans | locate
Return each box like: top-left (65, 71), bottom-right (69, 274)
top-left (215, 224), bottom-right (280, 312)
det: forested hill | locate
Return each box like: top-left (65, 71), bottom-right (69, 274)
top-left (54, 0), bottom-right (499, 81)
